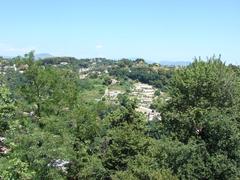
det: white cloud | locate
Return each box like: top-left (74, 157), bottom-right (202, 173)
top-left (96, 44), bottom-right (103, 49)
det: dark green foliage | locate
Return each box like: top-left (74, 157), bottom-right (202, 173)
top-left (154, 57), bottom-right (240, 179)
top-left (101, 97), bottom-right (150, 173)
top-left (18, 62), bottom-right (78, 117)
top-left (0, 86), bottom-right (15, 135)
top-left (166, 58), bottom-right (239, 111)
top-left (109, 61), bottom-right (174, 89)
top-left (103, 76), bottom-right (112, 86)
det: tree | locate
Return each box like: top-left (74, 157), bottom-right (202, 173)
top-left (0, 158), bottom-right (35, 179)
top-left (101, 96), bottom-right (152, 176)
top-left (0, 85), bottom-right (15, 135)
top-left (165, 57), bottom-right (239, 112)
top-left (18, 61), bottom-right (78, 118)
top-left (103, 76), bottom-right (112, 86)
top-left (66, 105), bottom-right (108, 179)
top-left (155, 58), bottom-right (240, 179)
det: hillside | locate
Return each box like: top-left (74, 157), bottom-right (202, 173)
top-left (0, 53), bottom-right (240, 179)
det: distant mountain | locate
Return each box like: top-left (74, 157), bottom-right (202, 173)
top-left (127, 58), bottom-right (191, 66)
top-left (35, 53), bottom-right (53, 60)
top-left (158, 60), bottom-right (191, 66)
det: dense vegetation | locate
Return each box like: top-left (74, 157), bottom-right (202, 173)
top-left (0, 53), bottom-right (240, 179)
top-left (109, 59), bottom-right (174, 90)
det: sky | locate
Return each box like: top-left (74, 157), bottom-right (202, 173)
top-left (0, 0), bottom-right (240, 64)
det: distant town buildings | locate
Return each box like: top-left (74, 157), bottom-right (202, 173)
top-left (0, 61), bottom-right (29, 74)
top-left (131, 82), bottom-right (161, 121)
top-left (60, 62), bottom-right (68, 65)
top-left (103, 88), bottom-right (123, 101)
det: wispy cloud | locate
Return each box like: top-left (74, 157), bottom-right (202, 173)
top-left (0, 43), bottom-right (35, 54)
top-left (96, 44), bottom-right (103, 49)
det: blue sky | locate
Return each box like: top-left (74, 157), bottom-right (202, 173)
top-left (0, 0), bottom-right (240, 63)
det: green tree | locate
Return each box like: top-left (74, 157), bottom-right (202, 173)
top-left (165, 57), bottom-right (239, 111)
top-left (0, 85), bottom-right (15, 135)
top-left (155, 58), bottom-right (240, 179)
top-left (67, 105), bottom-right (108, 179)
top-left (101, 96), bottom-right (152, 176)
top-left (103, 76), bottom-right (112, 86)
top-left (0, 158), bottom-right (35, 179)
top-left (18, 61), bottom-right (78, 118)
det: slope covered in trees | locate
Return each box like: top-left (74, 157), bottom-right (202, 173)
top-left (0, 54), bottom-right (240, 179)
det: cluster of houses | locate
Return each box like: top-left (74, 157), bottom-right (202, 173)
top-left (131, 82), bottom-right (161, 121)
top-left (51, 61), bottom-right (69, 67)
top-left (106, 89), bottom-right (123, 100)
top-left (132, 83), bottom-right (155, 108)
top-left (79, 67), bottom-right (91, 79)
top-left (102, 81), bottom-right (161, 121)
top-left (79, 67), bottom-right (110, 80)
top-left (103, 79), bottom-right (123, 101)
top-left (0, 62), bottom-right (29, 74)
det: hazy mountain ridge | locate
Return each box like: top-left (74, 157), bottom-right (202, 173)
top-left (35, 53), bottom-right (53, 60)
